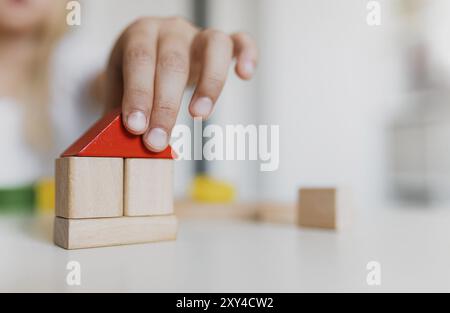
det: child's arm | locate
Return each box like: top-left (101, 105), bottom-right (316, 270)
top-left (97, 17), bottom-right (258, 152)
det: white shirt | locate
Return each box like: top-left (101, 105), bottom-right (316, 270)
top-left (0, 34), bottom-right (107, 188)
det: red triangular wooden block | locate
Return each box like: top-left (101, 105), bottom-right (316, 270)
top-left (61, 108), bottom-right (175, 159)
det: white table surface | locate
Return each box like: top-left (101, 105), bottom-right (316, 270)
top-left (1, 207), bottom-right (450, 292)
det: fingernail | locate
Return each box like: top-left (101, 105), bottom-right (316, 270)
top-left (242, 59), bottom-right (255, 77)
top-left (127, 111), bottom-right (147, 133)
top-left (191, 97), bottom-right (213, 119)
top-left (146, 128), bottom-right (168, 151)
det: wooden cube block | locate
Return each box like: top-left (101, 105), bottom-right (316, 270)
top-left (298, 188), bottom-right (351, 230)
top-left (54, 215), bottom-right (178, 249)
top-left (124, 159), bottom-right (173, 216)
top-left (55, 157), bottom-right (123, 219)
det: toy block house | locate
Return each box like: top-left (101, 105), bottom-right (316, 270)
top-left (53, 108), bottom-right (177, 249)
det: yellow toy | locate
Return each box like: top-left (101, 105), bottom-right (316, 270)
top-left (189, 175), bottom-right (236, 203)
top-left (35, 178), bottom-right (55, 214)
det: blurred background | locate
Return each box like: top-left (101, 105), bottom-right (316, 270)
top-left (2, 0), bottom-right (450, 215)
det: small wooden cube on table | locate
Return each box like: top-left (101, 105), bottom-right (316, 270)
top-left (54, 108), bottom-right (177, 249)
top-left (298, 188), bottom-right (351, 230)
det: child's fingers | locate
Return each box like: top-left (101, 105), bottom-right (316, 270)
top-left (188, 30), bottom-right (234, 120)
top-left (144, 33), bottom-right (191, 152)
top-left (121, 21), bottom-right (159, 135)
top-left (107, 17), bottom-right (258, 153)
top-left (231, 32), bottom-right (258, 80)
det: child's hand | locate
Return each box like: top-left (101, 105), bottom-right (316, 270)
top-left (104, 17), bottom-right (258, 152)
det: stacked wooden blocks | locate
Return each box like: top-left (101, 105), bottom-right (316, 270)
top-left (54, 109), bottom-right (177, 249)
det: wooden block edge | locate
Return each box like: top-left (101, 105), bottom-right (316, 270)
top-left (54, 216), bottom-right (70, 249)
top-left (53, 215), bottom-right (178, 250)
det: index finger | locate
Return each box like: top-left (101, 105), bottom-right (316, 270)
top-left (121, 23), bottom-right (159, 135)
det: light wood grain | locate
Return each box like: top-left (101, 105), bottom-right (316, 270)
top-left (298, 188), bottom-right (337, 229)
top-left (298, 188), bottom-right (352, 230)
top-left (55, 157), bottom-right (123, 219)
top-left (124, 159), bottom-right (173, 216)
top-left (175, 199), bottom-right (258, 220)
top-left (255, 202), bottom-right (297, 224)
top-left (54, 215), bottom-right (178, 249)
